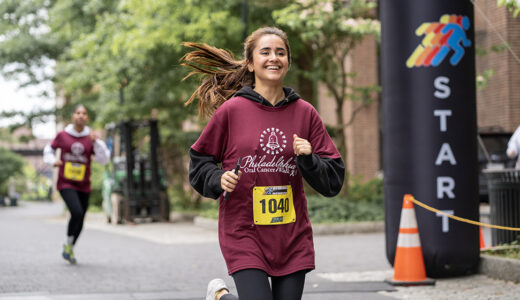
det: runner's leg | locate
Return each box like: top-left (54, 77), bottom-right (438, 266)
top-left (271, 270), bottom-right (307, 300)
top-left (59, 189), bottom-right (87, 244)
top-left (74, 191), bottom-right (90, 244)
top-left (221, 268), bottom-right (273, 300)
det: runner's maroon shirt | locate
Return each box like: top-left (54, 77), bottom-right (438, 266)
top-left (192, 96), bottom-right (341, 276)
top-left (51, 131), bottom-right (95, 193)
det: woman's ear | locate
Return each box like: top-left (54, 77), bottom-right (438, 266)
top-left (246, 60), bottom-right (254, 72)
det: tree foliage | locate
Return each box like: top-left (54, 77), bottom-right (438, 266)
top-left (56, 0), bottom-right (245, 125)
top-left (0, 148), bottom-right (25, 194)
top-left (1, 0), bottom-right (382, 205)
top-left (0, 0), bottom-right (56, 84)
top-left (498, 0), bottom-right (520, 17)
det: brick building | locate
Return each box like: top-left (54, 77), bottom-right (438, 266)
top-left (0, 127), bottom-right (53, 179)
top-left (474, 0), bottom-right (520, 133)
top-left (318, 1), bottom-right (519, 182)
top-left (318, 36), bottom-right (380, 182)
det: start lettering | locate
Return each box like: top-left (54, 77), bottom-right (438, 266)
top-left (433, 76), bottom-right (456, 233)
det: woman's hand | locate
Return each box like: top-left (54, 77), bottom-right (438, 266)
top-left (221, 170), bottom-right (242, 193)
top-left (293, 134), bottom-right (312, 156)
top-left (90, 132), bottom-right (98, 142)
top-left (53, 160), bottom-right (63, 167)
top-left (507, 148), bottom-right (517, 158)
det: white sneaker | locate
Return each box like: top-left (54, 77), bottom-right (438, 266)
top-left (206, 278), bottom-right (228, 300)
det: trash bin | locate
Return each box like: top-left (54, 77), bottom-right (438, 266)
top-left (9, 195), bottom-right (18, 206)
top-left (484, 169), bottom-right (520, 246)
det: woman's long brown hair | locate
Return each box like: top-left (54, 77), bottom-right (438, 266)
top-left (181, 27), bottom-right (291, 119)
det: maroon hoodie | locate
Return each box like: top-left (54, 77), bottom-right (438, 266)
top-left (192, 91), bottom-right (341, 276)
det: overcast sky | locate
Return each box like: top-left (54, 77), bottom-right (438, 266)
top-left (0, 75), bottom-right (56, 139)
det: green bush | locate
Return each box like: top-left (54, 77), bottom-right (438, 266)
top-left (89, 162), bottom-right (106, 208)
top-left (0, 148), bottom-right (25, 195)
top-left (198, 200), bottom-right (219, 219)
top-left (307, 177), bottom-right (384, 224)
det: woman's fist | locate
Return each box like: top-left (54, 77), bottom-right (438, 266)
top-left (221, 170), bottom-right (242, 193)
top-left (293, 134), bottom-right (312, 156)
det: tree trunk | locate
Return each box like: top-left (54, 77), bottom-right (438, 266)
top-left (161, 141), bottom-right (193, 209)
top-left (334, 96), bottom-right (349, 199)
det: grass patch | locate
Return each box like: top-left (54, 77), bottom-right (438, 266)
top-left (88, 205), bottom-right (104, 213)
top-left (482, 240), bottom-right (520, 260)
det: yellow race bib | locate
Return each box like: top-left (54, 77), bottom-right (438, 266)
top-left (64, 162), bottom-right (86, 181)
top-left (253, 185), bottom-right (296, 225)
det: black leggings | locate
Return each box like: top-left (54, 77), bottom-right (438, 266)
top-left (221, 268), bottom-right (306, 300)
top-left (59, 188), bottom-right (90, 245)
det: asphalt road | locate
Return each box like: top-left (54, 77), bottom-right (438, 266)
top-left (0, 201), bottom-right (394, 299)
top-left (1, 201), bottom-right (518, 300)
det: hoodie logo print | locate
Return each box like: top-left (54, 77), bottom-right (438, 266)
top-left (260, 128), bottom-right (287, 155)
top-left (71, 142), bottom-right (85, 155)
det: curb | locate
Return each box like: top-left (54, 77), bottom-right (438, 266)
top-left (194, 216), bottom-right (384, 235)
top-left (169, 211), bottom-right (197, 223)
top-left (312, 221), bottom-right (385, 235)
top-left (193, 216), bottom-right (218, 230)
top-left (479, 254), bottom-right (520, 283)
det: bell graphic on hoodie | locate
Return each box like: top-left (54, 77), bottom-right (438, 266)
top-left (266, 131), bottom-right (280, 150)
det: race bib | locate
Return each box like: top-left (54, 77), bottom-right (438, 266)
top-left (253, 185), bottom-right (296, 225)
top-left (64, 162), bottom-right (86, 181)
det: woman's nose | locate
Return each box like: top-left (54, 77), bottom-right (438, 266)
top-left (268, 53), bottom-right (278, 61)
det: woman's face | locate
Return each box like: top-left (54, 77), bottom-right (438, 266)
top-left (72, 106), bottom-right (89, 127)
top-left (247, 34), bottom-right (289, 87)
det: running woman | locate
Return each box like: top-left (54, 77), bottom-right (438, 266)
top-left (182, 27), bottom-right (345, 300)
top-left (43, 104), bottom-right (110, 264)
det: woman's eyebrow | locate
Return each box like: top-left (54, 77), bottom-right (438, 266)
top-left (259, 47), bottom-right (286, 52)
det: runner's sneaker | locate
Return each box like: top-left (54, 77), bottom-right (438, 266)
top-left (62, 243), bottom-right (77, 264)
top-left (206, 278), bottom-right (228, 300)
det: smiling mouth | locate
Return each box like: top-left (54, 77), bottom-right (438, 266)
top-left (266, 66), bottom-right (281, 70)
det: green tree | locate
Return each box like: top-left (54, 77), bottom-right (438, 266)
top-left (55, 0), bottom-right (246, 207)
top-left (498, 0), bottom-right (520, 17)
top-left (0, 0), bottom-right (118, 129)
top-left (0, 0), bottom-right (341, 208)
top-left (1, 0), bottom-right (247, 208)
top-left (0, 148), bottom-right (25, 195)
top-left (52, 0), bottom-right (317, 208)
top-left (273, 0), bottom-right (380, 197)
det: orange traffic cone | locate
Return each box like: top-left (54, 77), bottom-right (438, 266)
top-left (386, 194), bottom-right (435, 286)
top-left (479, 227), bottom-right (486, 249)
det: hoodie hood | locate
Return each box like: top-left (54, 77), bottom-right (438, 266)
top-left (64, 124), bottom-right (91, 138)
top-left (235, 86), bottom-right (300, 107)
